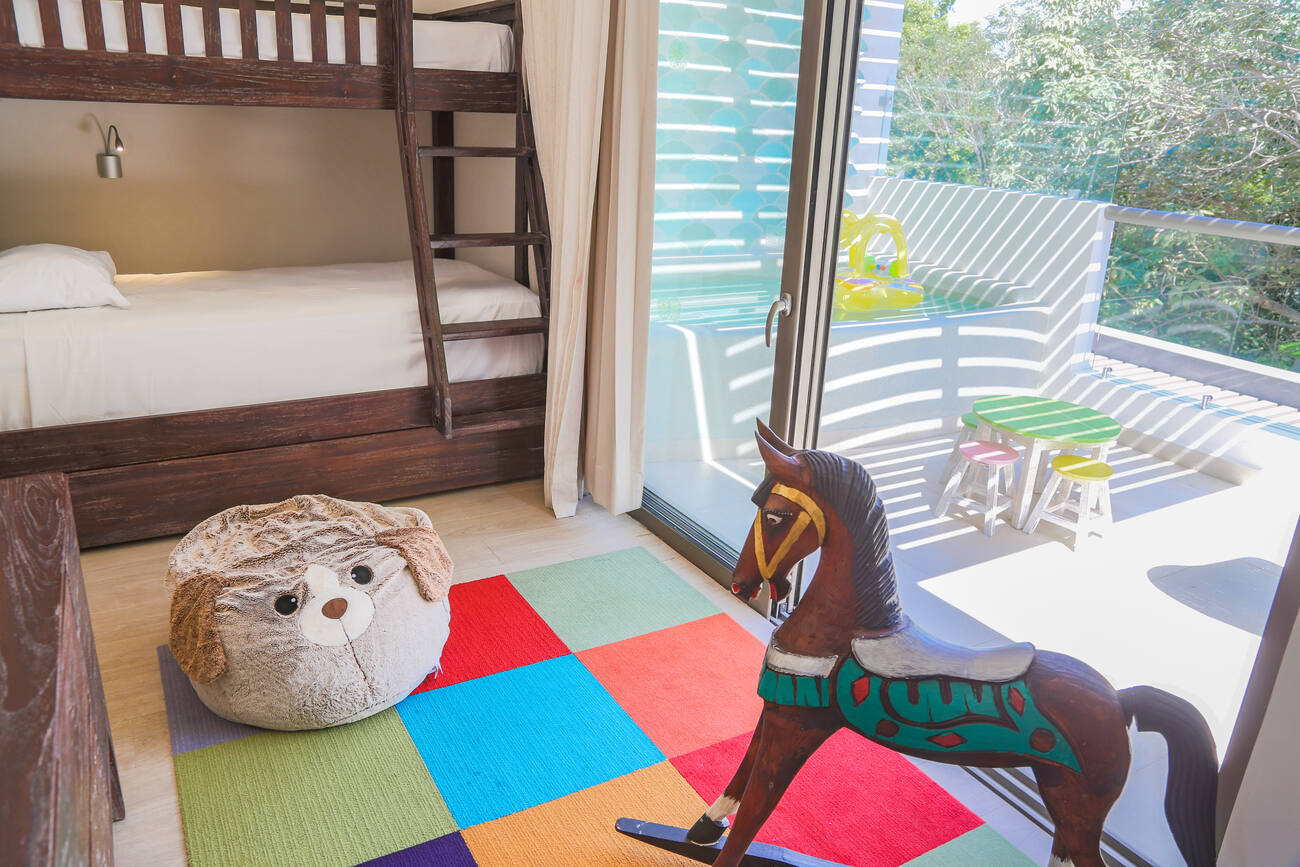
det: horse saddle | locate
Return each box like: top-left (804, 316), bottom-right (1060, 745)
top-left (850, 617), bottom-right (1034, 682)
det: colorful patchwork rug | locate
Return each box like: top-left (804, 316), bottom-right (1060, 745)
top-left (159, 546), bottom-right (1033, 867)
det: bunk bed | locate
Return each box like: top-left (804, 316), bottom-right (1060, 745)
top-left (0, 0), bottom-right (552, 547)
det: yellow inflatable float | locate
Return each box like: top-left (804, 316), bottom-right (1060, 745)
top-left (835, 211), bottom-right (924, 314)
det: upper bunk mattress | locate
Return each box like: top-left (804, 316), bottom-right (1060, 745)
top-left (14, 0), bottom-right (513, 71)
top-left (0, 259), bottom-right (543, 431)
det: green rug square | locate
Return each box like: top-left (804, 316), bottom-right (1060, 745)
top-left (508, 547), bottom-right (720, 651)
top-left (174, 708), bottom-right (455, 867)
top-left (902, 824), bottom-right (1035, 866)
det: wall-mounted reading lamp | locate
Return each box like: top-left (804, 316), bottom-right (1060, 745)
top-left (97, 124), bottom-right (125, 179)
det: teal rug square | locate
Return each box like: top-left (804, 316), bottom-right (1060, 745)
top-left (902, 824), bottom-right (1036, 865)
top-left (508, 547), bottom-right (720, 651)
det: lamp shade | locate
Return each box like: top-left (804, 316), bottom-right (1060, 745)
top-left (97, 152), bottom-right (123, 179)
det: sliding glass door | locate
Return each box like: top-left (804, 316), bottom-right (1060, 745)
top-left (640, 1), bottom-right (1300, 863)
top-left (642, 0), bottom-right (811, 555)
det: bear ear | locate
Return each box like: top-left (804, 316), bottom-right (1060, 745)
top-left (169, 572), bottom-right (227, 684)
top-left (375, 526), bottom-right (453, 603)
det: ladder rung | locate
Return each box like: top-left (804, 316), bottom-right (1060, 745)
top-left (442, 317), bottom-right (547, 341)
top-left (418, 146), bottom-right (534, 159)
top-left (429, 232), bottom-right (546, 249)
top-left (454, 405), bottom-right (545, 435)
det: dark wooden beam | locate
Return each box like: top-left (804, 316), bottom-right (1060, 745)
top-left (430, 110), bottom-right (456, 260)
top-left (68, 422), bottom-right (544, 547)
top-left (0, 46), bottom-right (518, 111)
top-left (0, 375), bottom-right (544, 478)
top-left (427, 0), bottom-right (513, 24)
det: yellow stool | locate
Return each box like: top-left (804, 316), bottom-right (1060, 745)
top-left (1024, 455), bottom-right (1114, 549)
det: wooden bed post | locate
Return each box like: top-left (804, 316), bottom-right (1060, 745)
top-left (431, 111), bottom-right (456, 260)
top-left (391, 0), bottom-right (453, 436)
top-left (513, 0), bottom-right (550, 319)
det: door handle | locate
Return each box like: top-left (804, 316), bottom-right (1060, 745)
top-left (765, 293), bottom-right (791, 347)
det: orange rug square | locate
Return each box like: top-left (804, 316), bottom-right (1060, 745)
top-left (461, 762), bottom-right (707, 867)
top-left (577, 613), bottom-right (767, 759)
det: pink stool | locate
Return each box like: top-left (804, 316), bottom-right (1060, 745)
top-left (933, 440), bottom-right (1020, 536)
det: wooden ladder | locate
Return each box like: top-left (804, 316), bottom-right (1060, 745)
top-left (391, 0), bottom-right (551, 437)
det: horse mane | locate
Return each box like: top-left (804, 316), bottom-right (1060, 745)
top-left (798, 449), bottom-right (903, 630)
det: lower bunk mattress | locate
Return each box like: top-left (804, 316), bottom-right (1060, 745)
top-left (0, 259), bottom-right (544, 431)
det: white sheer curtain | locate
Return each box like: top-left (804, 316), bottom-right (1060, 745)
top-left (522, 0), bottom-right (657, 517)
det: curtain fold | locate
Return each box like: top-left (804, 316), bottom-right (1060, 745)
top-left (522, 0), bottom-right (657, 518)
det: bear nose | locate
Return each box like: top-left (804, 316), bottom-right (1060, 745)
top-left (322, 598), bottom-right (348, 620)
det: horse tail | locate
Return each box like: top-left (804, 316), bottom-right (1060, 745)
top-left (1119, 685), bottom-right (1218, 867)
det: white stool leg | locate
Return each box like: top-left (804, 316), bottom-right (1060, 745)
top-left (1024, 472), bottom-right (1061, 535)
top-left (934, 456), bottom-right (969, 517)
top-left (938, 434), bottom-right (968, 490)
top-left (1097, 480), bottom-right (1113, 526)
top-left (996, 454), bottom-right (1015, 493)
top-left (983, 464), bottom-right (999, 536)
top-left (1038, 451), bottom-right (1056, 491)
top-left (957, 460), bottom-right (979, 498)
top-left (1073, 481), bottom-right (1094, 550)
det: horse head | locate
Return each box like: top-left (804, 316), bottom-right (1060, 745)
top-left (732, 421), bottom-right (828, 604)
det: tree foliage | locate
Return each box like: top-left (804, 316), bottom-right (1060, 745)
top-left (888, 0), bottom-right (1300, 369)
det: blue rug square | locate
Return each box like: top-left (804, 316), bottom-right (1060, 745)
top-left (397, 654), bottom-right (664, 828)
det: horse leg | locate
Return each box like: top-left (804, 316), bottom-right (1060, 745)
top-left (1034, 764), bottom-right (1122, 867)
top-left (685, 713), bottom-right (767, 845)
top-left (712, 707), bottom-right (836, 867)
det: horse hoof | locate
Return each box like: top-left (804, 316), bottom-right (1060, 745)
top-left (686, 814), bottom-right (728, 845)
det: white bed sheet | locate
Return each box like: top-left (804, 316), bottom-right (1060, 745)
top-left (14, 0), bottom-right (513, 71)
top-left (0, 259), bottom-right (543, 431)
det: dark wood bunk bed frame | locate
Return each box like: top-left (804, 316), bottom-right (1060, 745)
top-left (0, 0), bottom-right (551, 547)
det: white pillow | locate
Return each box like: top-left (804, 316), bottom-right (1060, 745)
top-left (0, 244), bottom-right (131, 313)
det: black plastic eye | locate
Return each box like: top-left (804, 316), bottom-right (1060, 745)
top-left (274, 594), bottom-right (299, 615)
top-left (350, 565), bottom-right (373, 585)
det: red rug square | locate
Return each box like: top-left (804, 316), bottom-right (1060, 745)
top-left (576, 613), bottom-right (766, 759)
top-left (412, 575), bottom-right (570, 693)
top-left (672, 729), bottom-right (983, 867)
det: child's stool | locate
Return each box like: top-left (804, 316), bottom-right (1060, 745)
top-left (1024, 455), bottom-right (1114, 549)
top-left (939, 411), bottom-right (996, 486)
top-left (934, 439), bottom-right (1020, 536)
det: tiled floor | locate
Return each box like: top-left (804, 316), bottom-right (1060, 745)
top-left (645, 428), bottom-right (1300, 866)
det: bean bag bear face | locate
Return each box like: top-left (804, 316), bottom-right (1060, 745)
top-left (166, 495), bottom-right (453, 730)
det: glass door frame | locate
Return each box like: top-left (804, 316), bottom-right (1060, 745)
top-left (634, 0), bottom-right (866, 616)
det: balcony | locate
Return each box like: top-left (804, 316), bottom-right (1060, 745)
top-left (645, 177), bottom-right (1300, 865)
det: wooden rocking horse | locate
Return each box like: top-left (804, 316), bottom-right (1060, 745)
top-left (619, 421), bottom-right (1219, 867)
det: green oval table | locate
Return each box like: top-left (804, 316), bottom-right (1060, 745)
top-left (972, 395), bottom-right (1122, 531)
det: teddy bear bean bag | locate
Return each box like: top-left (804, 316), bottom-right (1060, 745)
top-left (166, 495), bottom-right (453, 730)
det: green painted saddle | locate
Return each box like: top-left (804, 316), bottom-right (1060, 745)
top-left (757, 620), bottom-right (1079, 772)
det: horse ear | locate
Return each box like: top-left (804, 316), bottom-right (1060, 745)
top-left (755, 431), bottom-right (803, 481)
top-left (755, 419), bottom-right (797, 456)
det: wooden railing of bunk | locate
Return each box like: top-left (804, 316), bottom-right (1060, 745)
top-left (0, 0), bottom-right (516, 110)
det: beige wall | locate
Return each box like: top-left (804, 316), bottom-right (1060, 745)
top-left (0, 99), bottom-right (517, 277)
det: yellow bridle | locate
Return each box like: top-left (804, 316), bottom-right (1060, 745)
top-left (753, 483), bottom-right (827, 580)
